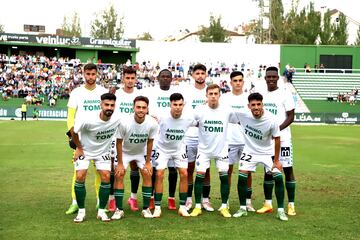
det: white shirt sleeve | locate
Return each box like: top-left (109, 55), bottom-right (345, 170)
top-left (74, 118), bottom-right (86, 133)
top-left (271, 121), bottom-right (281, 138)
top-left (148, 120), bottom-right (159, 139)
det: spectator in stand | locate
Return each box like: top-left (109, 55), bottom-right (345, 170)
top-left (319, 63), bottom-right (325, 73)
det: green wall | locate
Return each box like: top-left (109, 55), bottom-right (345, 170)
top-left (75, 49), bottom-right (98, 63)
top-left (280, 45), bottom-right (360, 72)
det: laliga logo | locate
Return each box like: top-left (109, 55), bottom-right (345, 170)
top-left (342, 112), bottom-right (349, 118)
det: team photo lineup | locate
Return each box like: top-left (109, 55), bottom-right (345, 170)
top-left (66, 62), bottom-right (296, 223)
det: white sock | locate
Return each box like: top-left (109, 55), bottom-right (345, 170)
top-left (246, 199), bottom-right (252, 205)
top-left (220, 203), bottom-right (227, 209)
top-left (278, 208), bottom-right (285, 212)
top-left (72, 199), bottom-right (77, 205)
top-left (131, 193), bottom-right (137, 199)
top-left (78, 208), bottom-right (86, 214)
top-left (265, 200), bottom-right (272, 206)
top-left (288, 202), bottom-right (295, 207)
top-left (109, 195), bottom-right (114, 200)
top-left (195, 203), bottom-right (201, 209)
top-left (186, 197), bottom-right (192, 202)
top-left (168, 197), bottom-right (175, 200)
top-left (155, 206), bottom-right (161, 210)
top-left (240, 205), bottom-right (247, 211)
top-left (202, 198), bottom-right (209, 203)
top-left (98, 208), bottom-right (105, 215)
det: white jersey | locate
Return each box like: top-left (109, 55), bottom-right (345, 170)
top-left (234, 110), bottom-right (280, 155)
top-left (117, 114), bottom-right (158, 155)
top-left (221, 92), bottom-right (248, 145)
top-left (67, 85), bottom-right (108, 122)
top-left (156, 111), bottom-right (197, 154)
top-left (195, 103), bottom-right (237, 157)
top-left (183, 86), bottom-right (207, 142)
top-left (74, 113), bottom-right (120, 158)
top-left (143, 86), bottom-right (183, 117)
top-left (114, 88), bottom-right (141, 116)
top-left (262, 87), bottom-right (295, 140)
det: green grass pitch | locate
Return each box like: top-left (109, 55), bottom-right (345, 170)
top-left (0, 121), bottom-right (359, 239)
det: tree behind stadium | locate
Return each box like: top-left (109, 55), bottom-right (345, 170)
top-left (90, 5), bottom-right (124, 39)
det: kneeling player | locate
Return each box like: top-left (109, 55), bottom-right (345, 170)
top-left (153, 93), bottom-right (197, 217)
top-left (71, 93), bottom-right (119, 223)
top-left (232, 92), bottom-right (288, 221)
top-left (112, 96), bottom-right (158, 219)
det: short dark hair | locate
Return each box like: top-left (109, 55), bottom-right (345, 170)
top-left (84, 63), bottom-right (98, 72)
top-left (230, 71), bottom-right (244, 79)
top-left (158, 69), bottom-right (172, 76)
top-left (248, 92), bottom-right (263, 102)
top-left (123, 67), bottom-right (137, 75)
top-left (170, 93), bottom-right (184, 102)
top-left (101, 93), bottom-right (116, 101)
top-left (192, 63), bottom-right (206, 73)
top-left (133, 95), bottom-right (149, 106)
top-left (206, 84), bottom-right (220, 93)
top-left (266, 66), bottom-right (278, 74)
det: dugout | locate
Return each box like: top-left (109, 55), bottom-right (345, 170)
top-left (0, 33), bottom-right (139, 65)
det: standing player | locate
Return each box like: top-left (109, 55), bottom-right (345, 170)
top-left (190, 84), bottom-right (236, 218)
top-left (183, 63), bottom-right (213, 212)
top-left (232, 92), bottom-right (288, 221)
top-left (152, 93), bottom-right (197, 218)
top-left (111, 96), bottom-right (158, 219)
top-left (71, 93), bottom-right (119, 223)
top-left (221, 71), bottom-right (255, 211)
top-left (144, 69), bottom-right (179, 210)
top-left (65, 63), bottom-right (108, 215)
top-left (256, 66), bottom-right (296, 216)
top-left (114, 67), bottom-right (142, 212)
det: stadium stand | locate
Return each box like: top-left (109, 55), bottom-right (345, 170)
top-left (291, 69), bottom-right (360, 100)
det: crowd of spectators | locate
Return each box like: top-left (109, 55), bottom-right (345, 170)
top-left (336, 88), bottom-right (358, 105)
top-left (0, 53), bottom-right (276, 106)
top-left (0, 54), bottom-right (121, 106)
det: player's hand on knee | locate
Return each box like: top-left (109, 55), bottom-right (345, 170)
top-left (272, 160), bottom-right (283, 172)
top-left (143, 162), bottom-right (153, 176)
top-left (74, 148), bottom-right (85, 162)
top-left (115, 164), bottom-right (125, 177)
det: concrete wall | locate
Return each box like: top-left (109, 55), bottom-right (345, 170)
top-left (136, 40), bottom-right (281, 70)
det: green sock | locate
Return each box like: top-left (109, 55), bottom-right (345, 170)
top-left (154, 193), bottom-right (163, 206)
top-left (246, 187), bottom-right (252, 199)
top-left (237, 173), bottom-right (248, 206)
top-left (74, 181), bottom-right (86, 209)
top-left (202, 184), bottom-right (210, 199)
top-left (114, 189), bottom-right (124, 210)
top-left (187, 183), bottom-right (193, 197)
top-left (219, 172), bottom-right (229, 204)
top-left (99, 182), bottom-right (111, 209)
top-left (264, 180), bottom-right (274, 200)
top-left (273, 173), bottom-right (285, 208)
top-left (142, 186), bottom-right (152, 209)
top-left (168, 167), bottom-right (178, 198)
top-left (130, 170), bottom-right (140, 194)
top-left (286, 181), bottom-right (296, 203)
top-left (194, 173), bottom-right (205, 204)
top-left (179, 192), bottom-right (187, 206)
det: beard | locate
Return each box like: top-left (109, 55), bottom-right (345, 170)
top-left (104, 110), bottom-right (113, 117)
